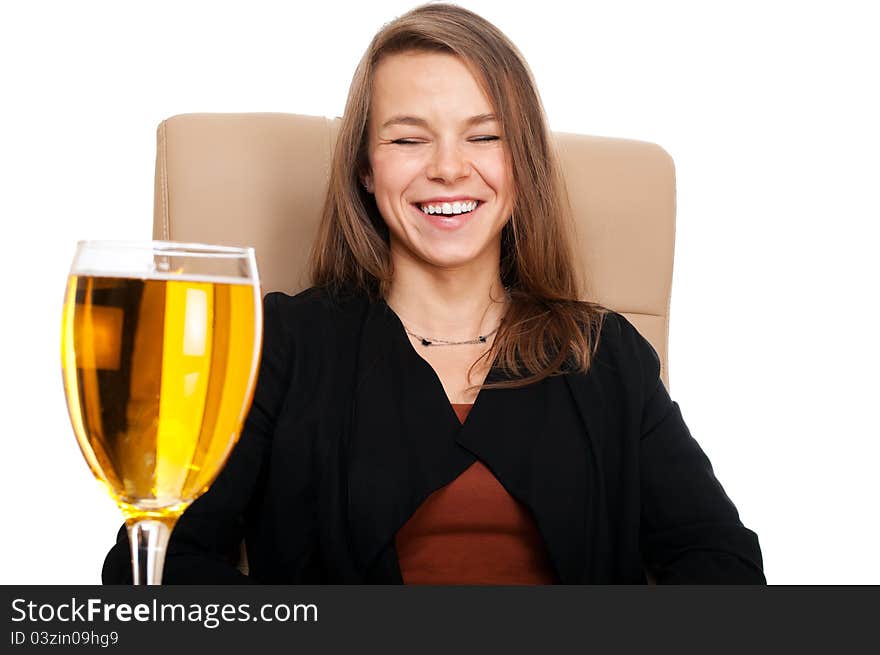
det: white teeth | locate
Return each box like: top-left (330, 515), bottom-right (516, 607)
top-left (418, 200), bottom-right (479, 215)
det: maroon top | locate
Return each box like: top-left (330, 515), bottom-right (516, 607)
top-left (394, 403), bottom-right (558, 584)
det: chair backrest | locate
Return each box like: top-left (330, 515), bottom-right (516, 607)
top-left (152, 113), bottom-right (676, 387)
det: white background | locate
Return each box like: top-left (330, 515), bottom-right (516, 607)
top-left (1, 0), bottom-right (877, 585)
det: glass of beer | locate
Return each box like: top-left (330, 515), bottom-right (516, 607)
top-left (60, 241), bottom-right (262, 584)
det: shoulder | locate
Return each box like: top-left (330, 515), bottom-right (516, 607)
top-left (584, 309), bottom-right (663, 395)
top-left (262, 285), bottom-right (371, 337)
top-left (255, 286), bottom-right (372, 388)
top-left (596, 311), bottom-right (653, 351)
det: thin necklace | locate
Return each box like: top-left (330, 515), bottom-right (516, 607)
top-left (404, 324), bottom-right (500, 347)
top-left (393, 288), bottom-right (510, 347)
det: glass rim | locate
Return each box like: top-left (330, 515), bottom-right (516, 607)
top-left (76, 240), bottom-right (255, 258)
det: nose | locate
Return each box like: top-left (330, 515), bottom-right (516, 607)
top-left (426, 139), bottom-right (470, 184)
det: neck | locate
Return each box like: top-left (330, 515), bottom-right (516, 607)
top-left (385, 255), bottom-right (508, 342)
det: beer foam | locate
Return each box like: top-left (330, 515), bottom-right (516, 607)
top-left (70, 269), bottom-right (258, 286)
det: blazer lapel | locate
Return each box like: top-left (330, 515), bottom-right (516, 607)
top-left (563, 370), bottom-right (613, 583)
top-left (346, 299), bottom-right (475, 579)
top-left (456, 370), bottom-right (604, 584)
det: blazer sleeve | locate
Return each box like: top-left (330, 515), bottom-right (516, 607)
top-left (626, 318), bottom-right (767, 584)
top-left (102, 292), bottom-right (293, 584)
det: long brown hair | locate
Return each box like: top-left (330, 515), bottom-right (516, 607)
top-left (309, 2), bottom-right (608, 390)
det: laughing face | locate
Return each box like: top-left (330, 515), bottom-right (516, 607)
top-left (363, 51), bottom-right (515, 273)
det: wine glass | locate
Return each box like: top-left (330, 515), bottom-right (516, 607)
top-left (60, 241), bottom-right (262, 584)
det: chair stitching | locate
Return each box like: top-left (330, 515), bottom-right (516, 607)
top-left (664, 154), bottom-right (678, 389)
top-left (159, 121), bottom-right (169, 240)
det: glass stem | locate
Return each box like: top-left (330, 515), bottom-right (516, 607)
top-left (126, 519), bottom-right (173, 585)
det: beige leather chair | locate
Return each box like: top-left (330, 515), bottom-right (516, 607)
top-left (152, 112), bottom-right (676, 386)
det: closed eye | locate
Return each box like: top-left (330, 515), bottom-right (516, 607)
top-left (390, 136), bottom-right (500, 145)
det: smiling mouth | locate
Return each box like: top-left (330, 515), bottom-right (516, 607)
top-left (414, 200), bottom-right (482, 216)
top-left (410, 200), bottom-right (483, 231)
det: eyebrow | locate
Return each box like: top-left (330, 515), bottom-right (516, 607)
top-left (380, 113), bottom-right (498, 129)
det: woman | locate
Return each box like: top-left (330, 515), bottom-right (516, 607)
top-left (103, 3), bottom-right (765, 584)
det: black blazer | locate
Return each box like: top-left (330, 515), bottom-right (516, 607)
top-left (103, 286), bottom-right (765, 584)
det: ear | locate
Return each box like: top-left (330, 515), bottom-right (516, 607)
top-left (360, 173), bottom-right (374, 194)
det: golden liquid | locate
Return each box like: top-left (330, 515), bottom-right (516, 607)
top-left (61, 275), bottom-right (260, 523)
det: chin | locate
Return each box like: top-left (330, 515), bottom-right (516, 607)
top-left (414, 242), bottom-right (491, 270)
top-left (389, 223), bottom-right (500, 270)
